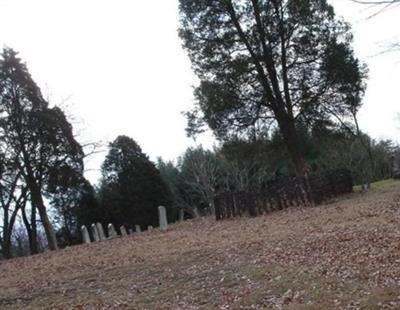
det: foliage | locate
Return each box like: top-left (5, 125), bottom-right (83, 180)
top-left (179, 0), bottom-right (367, 176)
top-left (97, 136), bottom-right (171, 229)
top-left (156, 159), bottom-right (182, 219)
top-left (0, 48), bottom-right (85, 253)
top-left (51, 177), bottom-right (97, 247)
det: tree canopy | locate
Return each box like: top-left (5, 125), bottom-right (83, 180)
top-left (179, 0), bottom-right (367, 176)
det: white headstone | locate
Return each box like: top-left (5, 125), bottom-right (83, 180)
top-left (120, 225), bottom-right (128, 236)
top-left (91, 223), bottom-right (100, 242)
top-left (128, 228), bottom-right (133, 235)
top-left (135, 224), bottom-right (141, 233)
top-left (81, 225), bottom-right (91, 244)
top-left (108, 223), bottom-right (117, 238)
top-left (158, 206), bottom-right (168, 231)
top-left (148, 225), bottom-right (153, 231)
top-left (179, 209), bottom-right (184, 222)
top-left (96, 222), bottom-right (106, 240)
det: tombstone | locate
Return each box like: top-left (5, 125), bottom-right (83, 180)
top-left (392, 152), bottom-right (400, 179)
top-left (91, 223), bottom-right (100, 242)
top-left (135, 224), bottom-right (141, 233)
top-left (81, 225), bottom-right (91, 244)
top-left (108, 223), bottom-right (117, 238)
top-left (120, 225), bottom-right (128, 236)
top-left (158, 206), bottom-right (168, 231)
top-left (193, 206), bottom-right (200, 218)
top-left (128, 228), bottom-right (133, 235)
top-left (179, 209), bottom-right (184, 222)
top-left (96, 222), bottom-right (106, 240)
top-left (147, 225), bottom-right (153, 231)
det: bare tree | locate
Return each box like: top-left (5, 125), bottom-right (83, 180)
top-left (351, 0), bottom-right (399, 4)
top-left (179, 147), bottom-right (224, 216)
top-left (350, 0), bottom-right (400, 18)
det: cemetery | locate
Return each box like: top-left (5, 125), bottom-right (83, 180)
top-left (0, 0), bottom-right (399, 308)
top-left (81, 206), bottom-right (169, 243)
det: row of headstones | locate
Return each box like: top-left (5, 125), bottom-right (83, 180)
top-left (81, 206), bottom-right (168, 244)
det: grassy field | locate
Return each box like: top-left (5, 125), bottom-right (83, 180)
top-left (1, 180), bottom-right (400, 309)
top-left (353, 178), bottom-right (399, 192)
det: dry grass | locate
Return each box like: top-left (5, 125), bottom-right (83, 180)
top-left (1, 181), bottom-right (400, 309)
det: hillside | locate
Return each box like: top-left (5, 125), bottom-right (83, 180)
top-left (1, 181), bottom-right (400, 309)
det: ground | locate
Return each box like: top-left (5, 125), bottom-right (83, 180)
top-left (1, 181), bottom-right (400, 309)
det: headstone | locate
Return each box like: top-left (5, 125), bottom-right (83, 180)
top-left (135, 224), bottom-right (141, 233)
top-left (128, 228), bottom-right (133, 235)
top-left (148, 225), bottom-right (153, 231)
top-left (96, 222), bottom-right (106, 240)
top-left (193, 206), bottom-right (200, 218)
top-left (108, 223), bottom-right (117, 238)
top-left (392, 153), bottom-right (400, 178)
top-left (158, 206), bottom-right (168, 231)
top-left (91, 223), bottom-right (100, 242)
top-left (120, 225), bottom-right (128, 236)
top-left (179, 209), bottom-right (184, 222)
top-left (81, 225), bottom-right (91, 244)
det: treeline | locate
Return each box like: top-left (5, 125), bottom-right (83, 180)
top-left (53, 123), bottom-right (399, 254)
top-left (158, 124), bottom-right (397, 219)
top-left (0, 48), bottom-right (173, 258)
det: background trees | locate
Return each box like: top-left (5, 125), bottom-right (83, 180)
top-left (179, 0), bottom-right (367, 177)
top-left (178, 147), bottom-right (223, 216)
top-left (0, 159), bottom-right (27, 258)
top-left (156, 128), bottom-right (397, 220)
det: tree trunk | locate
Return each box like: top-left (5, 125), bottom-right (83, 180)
top-left (23, 166), bottom-right (58, 251)
top-left (2, 237), bottom-right (11, 259)
top-left (35, 198), bottom-right (58, 251)
top-left (27, 183), bottom-right (58, 250)
top-left (276, 113), bottom-right (309, 177)
top-left (3, 211), bottom-right (19, 259)
top-left (1, 204), bottom-right (21, 259)
top-left (19, 142), bottom-right (58, 251)
top-left (30, 205), bottom-right (38, 254)
top-left (2, 232), bottom-right (13, 259)
top-left (62, 208), bottom-right (73, 245)
top-left (1, 208), bottom-right (11, 258)
top-left (22, 204), bottom-right (39, 255)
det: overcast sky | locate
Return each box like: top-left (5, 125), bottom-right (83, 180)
top-left (0, 0), bottom-right (399, 183)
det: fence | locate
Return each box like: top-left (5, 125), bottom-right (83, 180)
top-left (214, 169), bottom-right (353, 220)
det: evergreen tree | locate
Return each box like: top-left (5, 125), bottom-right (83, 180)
top-left (179, 0), bottom-right (367, 177)
top-left (98, 136), bottom-right (171, 229)
top-left (0, 48), bottom-right (84, 251)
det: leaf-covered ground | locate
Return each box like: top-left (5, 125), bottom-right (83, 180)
top-left (1, 181), bottom-right (400, 309)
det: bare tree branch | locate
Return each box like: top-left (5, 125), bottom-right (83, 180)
top-left (350, 0), bottom-right (399, 4)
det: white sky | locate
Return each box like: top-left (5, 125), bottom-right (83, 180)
top-left (0, 0), bottom-right (399, 183)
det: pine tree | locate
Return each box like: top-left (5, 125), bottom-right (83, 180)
top-left (99, 136), bottom-right (171, 229)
